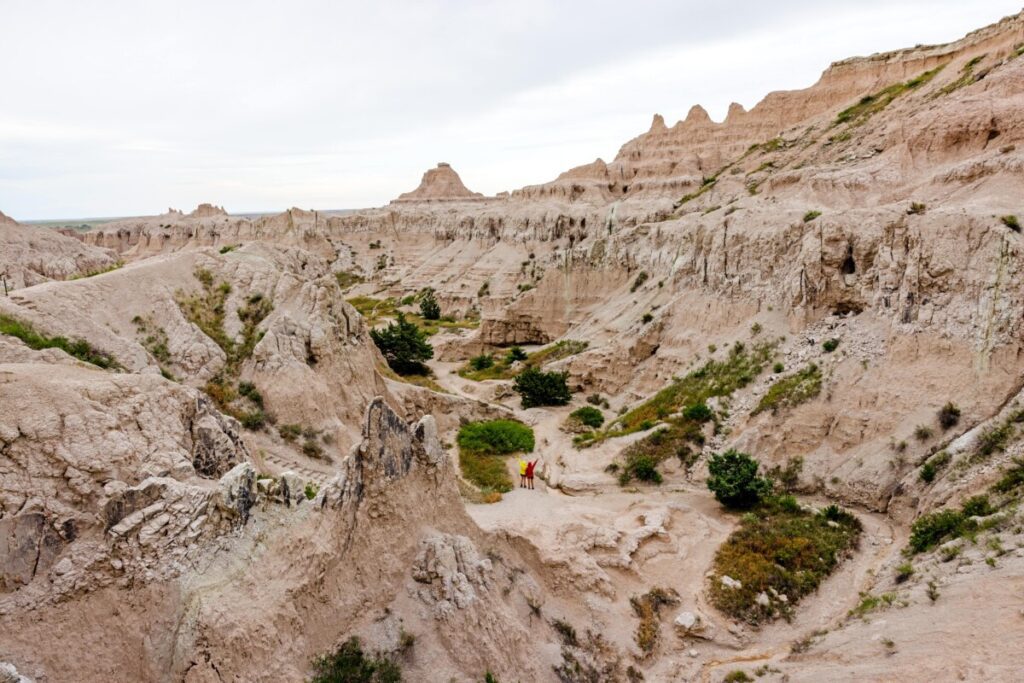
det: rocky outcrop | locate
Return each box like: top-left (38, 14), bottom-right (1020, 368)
top-left (0, 214), bottom-right (119, 290)
top-left (393, 162), bottom-right (486, 203)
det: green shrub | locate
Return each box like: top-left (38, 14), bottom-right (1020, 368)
top-left (238, 381), bottom-right (264, 408)
top-left (304, 482), bottom-right (319, 500)
top-left (707, 450), bottom-right (772, 509)
top-left (914, 424), bottom-right (933, 441)
top-left (279, 424), bottom-right (302, 442)
top-left (907, 202), bottom-right (927, 215)
top-left (919, 450), bottom-right (952, 486)
top-left (457, 420), bottom-right (535, 455)
top-left (753, 364), bottom-right (821, 415)
top-left (469, 354), bottom-right (494, 371)
top-left (0, 314), bottom-right (118, 368)
top-left (239, 410), bottom-right (266, 430)
top-left (938, 402), bottom-right (961, 429)
top-left (418, 289), bottom-right (441, 320)
top-left (768, 456), bottom-right (804, 493)
top-left (822, 338), bottom-right (840, 353)
top-left (630, 271), bottom-right (649, 293)
top-left (570, 406), bottom-right (605, 429)
top-left (303, 438), bottom-right (326, 460)
top-left (506, 346), bottom-right (528, 363)
top-left (992, 458), bottom-right (1024, 493)
top-left (310, 637), bottom-right (401, 683)
top-left (895, 562), bottom-right (914, 583)
top-left (961, 495), bottom-right (994, 518)
top-left (909, 509), bottom-right (973, 554)
top-left (773, 362), bottom-right (784, 373)
top-left (682, 402), bottom-right (714, 422)
top-left (630, 455), bottom-right (663, 484)
top-left (370, 312), bottom-right (433, 375)
top-left (641, 312), bottom-right (654, 324)
top-left (513, 367), bottom-right (571, 408)
top-left (724, 672), bottom-right (753, 683)
top-left (1001, 215), bottom-right (1021, 232)
top-left (803, 211), bottom-right (821, 223)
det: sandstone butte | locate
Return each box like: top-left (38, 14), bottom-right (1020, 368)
top-left (2, 10), bottom-right (1024, 683)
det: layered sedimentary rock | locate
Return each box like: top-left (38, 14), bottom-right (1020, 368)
top-left (392, 162), bottom-right (486, 203)
top-left (0, 212), bottom-right (120, 289)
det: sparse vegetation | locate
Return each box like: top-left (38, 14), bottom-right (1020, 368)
top-left (895, 562), bottom-right (914, 583)
top-left (459, 339), bottom-right (588, 381)
top-left (68, 260), bottom-right (124, 280)
top-left (907, 202), bottom-right (927, 215)
top-left (602, 340), bottom-right (777, 440)
top-left (710, 498), bottom-right (862, 623)
top-left (1001, 215), bottom-right (1021, 232)
top-left (630, 271), bottom-right (649, 293)
top-left (822, 338), bottom-right (840, 353)
top-left (469, 353), bottom-right (495, 371)
top-left (335, 271), bottom-right (364, 291)
top-left (723, 672), bottom-right (752, 683)
top-left (641, 312), bottom-right (653, 324)
top-left (310, 637), bottom-right (401, 683)
top-left (803, 210), bottom-right (821, 223)
top-left (219, 244), bottom-right (237, 254)
top-left (369, 312), bottom-right (433, 375)
top-left (630, 588), bottom-right (679, 654)
top-left (0, 313), bottom-right (118, 368)
top-left (919, 450), bottom-right (951, 483)
top-left (132, 314), bottom-right (172, 376)
top-left (937, 54), bottom-right (987, 96)
top-left (752, 364), bottom-right (821, 415)
top-left (616, 417), bottom-right (705, 484)
top-left (513, 367), bottom-right (572, 408)
top-left (834, 66), bottom-right (944, 127)
top-left (914, 424), bottom-right (934, 441)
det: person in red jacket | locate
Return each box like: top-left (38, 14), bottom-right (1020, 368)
top-left (525, 459), bottom-right (537, 490)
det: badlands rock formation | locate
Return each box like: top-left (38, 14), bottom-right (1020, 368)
top-left (3, 9), bottom-right (1024, 683)
top-left (393, 162), bottom-right (486, 203)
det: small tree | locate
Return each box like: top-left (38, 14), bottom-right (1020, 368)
top-left (513, 367), bottom-right (571, 408)
top-left (370, 312), bottom-right (433, 375)
top-left (419, 289), bottom-right (441, 320)
top-left (706, 450), bottom-right (772, 509)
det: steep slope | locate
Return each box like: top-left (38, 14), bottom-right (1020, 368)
top-left (0, 210), bottom-right (120, 289)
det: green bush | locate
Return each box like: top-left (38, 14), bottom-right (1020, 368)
top-left (803, 211), bottom-right (821, 223)
top-left (570, 406), bottom-right (605, 428)
top-left (513, 366), bottom-right (571, 408)
top-left (822, 338), bottom-right (840, 353)
top-left (469, 354), bottom-right (494, 371)
top-left (630, 271), bottom-right (649, 292)
top-left (457, 420), bottom-right (535, 455)
top-left (505, 346), bottom-right (528, 363)
top-left (238, 381), bottom-right (264, 407)
top-left (938, 402), bottom-right (961, 429)
top-left (682, 402), bottom-right (714, 422)
top-left (310, 637), bottom-right (401, 683)
top-left (993, 458), bottom-right (1024, 493)
top-left (1001, 215), bottom-right (1021, 232)
top-left (418, 289), bottom-right (441, 320)
top-left (641, 312), bottom-right (653, 324)
top-left (630, 455), bottom-right (663, 483)
top-left (370, 312), bottom-right (433, 375)
top-left (239, 410), bottom-right (266, 430)
top-left (707, 450), bottom-right (772, 509)
top-left (920, 450), bottom-right (951, 484)
top-left (961, 495), bottom-right (994, 518)
top-left (909, 509), bottom-right (974, 554)
top-left (0, 314), bottom-right (118, 368)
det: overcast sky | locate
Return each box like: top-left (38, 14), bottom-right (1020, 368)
top-left (1, 1), bottom-right (1020, 219)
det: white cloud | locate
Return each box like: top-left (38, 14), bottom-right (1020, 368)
top-left (0, 0), bottom-right (1020, 218)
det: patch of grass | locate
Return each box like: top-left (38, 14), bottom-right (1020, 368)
top-left (630, 587), bottom-right (679, 655)
top-left (0, 313), bottom-right (118, 368)
top-left (458, 339), bottom-right (588, 381)
top-left (834, 66), bottom-right (945, 127)
top-left (218, 244), bottom-right (237, 254)
top-left (723, 672), bottom-right (752, 683)
top-left (68, 260), bottom-right (124, 280)
top-left (992, 458), bottom-right (1024, 494)
top-left (752, 364), bottom-right (821, 415)
top-left (1001, 215), bottom-right (1021, 233)
top-left (803, 211), bottom-right (821, 223)
top-left (914, 424), bottom-right (934, 441)
top-left (603, 340), bottom-right (777, 440)
top-left (569, 406), bottom-right (605, 429)
top-left (895, 561), bottom-right (914, 583)
top-left (335, 271), bottom-right (365, 291)
top-left (936, 54), bottom-right (987, 96)
top-left (709, 499), bottom-right (862, 624)
top-left (907, 202), bottom-right (927, 215)
top-left (346, 296), bottom-right (399, 326)
top-left (976, 420), bottom-right (1014, 459)
top-left (132, 314), bottom-right (172, 368)
top-left (457, 420), bottom-right (534, 494)
top-left (310, 636), bottom-right (401, 683)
